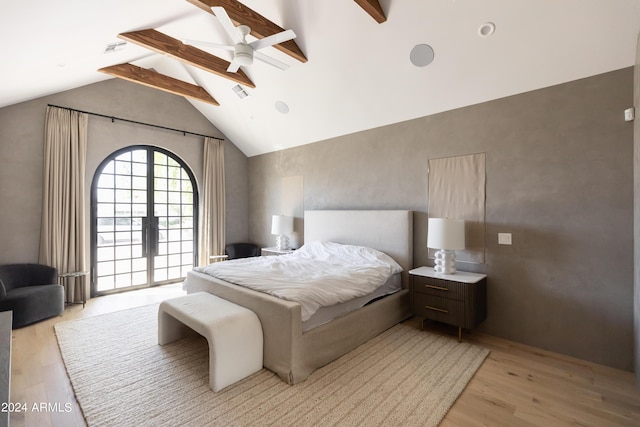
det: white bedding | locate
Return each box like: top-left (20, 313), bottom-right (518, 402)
top-left (302, 273), bottom-right (401, 331)
top-left (193, 241), bottom-right (403, 321)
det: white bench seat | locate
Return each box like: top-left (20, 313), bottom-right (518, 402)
top-left (158, 292), bottom-right (263, 392)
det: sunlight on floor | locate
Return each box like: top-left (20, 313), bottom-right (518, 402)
top-left (61, 282), bottom-right (187, 322)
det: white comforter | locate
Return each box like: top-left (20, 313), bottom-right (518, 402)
top-left (193, 241), bottom-right (403, 321)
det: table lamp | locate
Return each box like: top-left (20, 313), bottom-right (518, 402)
top-left (427, 218), bottom-right (465, 274)
top-left (271, 215), bottom-right (293, 251)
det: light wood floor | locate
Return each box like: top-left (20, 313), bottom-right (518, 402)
top-left (8, 285), bottom-right (640, 427)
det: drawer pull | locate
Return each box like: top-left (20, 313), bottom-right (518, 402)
top-left (424, 284), bottom-right (448, 291)
top-left (425, 305), bottom-right (449, 314)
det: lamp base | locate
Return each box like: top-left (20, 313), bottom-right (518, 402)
top-left (434, 249), bottom-right (457, 274)
top-left (275, 235), bottom-right (290, 251)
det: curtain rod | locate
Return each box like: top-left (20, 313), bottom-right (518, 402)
top-left (47, 104), bottom-right (224, 141)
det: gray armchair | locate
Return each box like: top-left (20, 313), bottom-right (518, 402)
top-left (0, 263), bottom-right (64, 328)
top-left (225, 243), bottom-right (260, 260)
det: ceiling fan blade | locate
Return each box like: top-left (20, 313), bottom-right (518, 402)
top-left (211, 6), bottom-right (242, 44)
top-left (227, 61), bottom-right (241, 73)
top-left (254, 51), bottom-right (289, 70)
top-left (249, 30), bottom-right (297, 51)
top-left (182, 39), bottom-right (234, 51)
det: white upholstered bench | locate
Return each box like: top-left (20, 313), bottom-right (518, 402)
top-left (158, 292), bottom-right (263, 392)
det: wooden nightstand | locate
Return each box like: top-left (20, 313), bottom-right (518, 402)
top-left (409, 266), bottom-right (487, 342)
top-left (261, 247), bottom-right (294, 256)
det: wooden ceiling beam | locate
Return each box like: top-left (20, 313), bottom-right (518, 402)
top-left (99, 63), bottom-right (220, 106)
top-left (354, 0), bottom-right (386, 23)
top-left (118, 29), bottom-right (256, 88)
top-left (186, 0), bottom-right (307, 63)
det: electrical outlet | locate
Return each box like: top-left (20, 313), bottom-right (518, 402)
top-left (498, 233), bottom-right (512, 245)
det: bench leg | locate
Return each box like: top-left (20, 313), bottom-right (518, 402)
top-left (158, 310), bottom-right (193, 345)
top-left (206, 315), bottom-right (263, 392)
top-left (209, 345), bottom-right (222, 392)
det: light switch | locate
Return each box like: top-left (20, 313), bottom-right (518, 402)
top-left (498, 233), bottom-right (512, 245)
top-left (625, 107), bottom-right (635, 122)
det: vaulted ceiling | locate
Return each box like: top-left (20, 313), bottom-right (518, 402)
top-left (2, 0), bottom-right (640, 156)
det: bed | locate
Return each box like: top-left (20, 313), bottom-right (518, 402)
top-left (184, 210), bottom-right (413, 384)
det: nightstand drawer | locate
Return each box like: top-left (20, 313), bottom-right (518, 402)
top-left (412, 276), bottom-right (464, 300)
top-left (413, 294), bottom-right (464, 325)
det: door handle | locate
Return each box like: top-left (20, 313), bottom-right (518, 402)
top-left (141, 216), bottom-right (148, 257)
top-left (425, 305), bottom-right (449, 314)
top-left (152, 216), bottom-right (160, 256)
top-left (425, 284), bottom-right (448, 291)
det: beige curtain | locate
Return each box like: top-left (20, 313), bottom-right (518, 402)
top-left (39, 106), bottom-right (88, 303)
top-left (428, 153), bottom-right (486, 263)
top-left (198, 137), bottom-right (226, 266)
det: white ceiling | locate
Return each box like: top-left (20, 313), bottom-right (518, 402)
top-left (2, 0), bottom-right (640, 157)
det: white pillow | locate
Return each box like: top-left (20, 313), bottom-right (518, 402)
top-left (295, 241), bottom-right (403, 274)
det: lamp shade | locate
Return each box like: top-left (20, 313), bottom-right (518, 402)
top-left (427, 218), bottom-right (465, 250)
top-left (271, 215), bottom-right (293, 235)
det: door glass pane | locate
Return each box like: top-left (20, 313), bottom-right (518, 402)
top-left (94, 149), bottom-right (148, 293)
top-left (153, 151), bottom-right (195, 283)
top-left (93, 147), bottom-right (197, 295)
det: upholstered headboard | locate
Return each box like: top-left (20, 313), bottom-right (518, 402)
top-left (304, 210), bottom-right (413, 286)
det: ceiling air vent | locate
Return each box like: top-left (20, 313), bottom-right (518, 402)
top-left (104, 41), bottom-right (127, 54)
top-left (232, 85), bottom-right (249, 99)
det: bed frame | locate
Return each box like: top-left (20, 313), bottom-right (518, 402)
top-left (184, 210), bottom-right (413, 384)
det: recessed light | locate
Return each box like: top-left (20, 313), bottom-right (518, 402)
top-left (478, 22), bottom-right (496, 37)
top-left (275, 100), bottom-right (289, 114)
top-left (409, 44), bottom-right (435, 67)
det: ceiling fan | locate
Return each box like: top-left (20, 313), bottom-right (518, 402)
top-left (183, 6), bottom-right (297, 73)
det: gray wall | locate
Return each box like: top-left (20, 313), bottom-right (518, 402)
top-left (0, 78), bottom-right (249, 268)
top-left (634, 33), bottom-right (640, 384)
top-left (249, 68), bottom-right (635, 371)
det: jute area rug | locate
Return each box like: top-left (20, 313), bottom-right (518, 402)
top-left (55, 304), bottom-right (489, 427)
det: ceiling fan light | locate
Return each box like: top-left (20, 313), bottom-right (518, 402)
top-left (236, 53), bottom-right (253, 66)
top-left (235, 44), bottom-right (254, 66)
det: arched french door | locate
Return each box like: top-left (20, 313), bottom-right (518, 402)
top-left (91, 146), bottom-right (198, 296)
